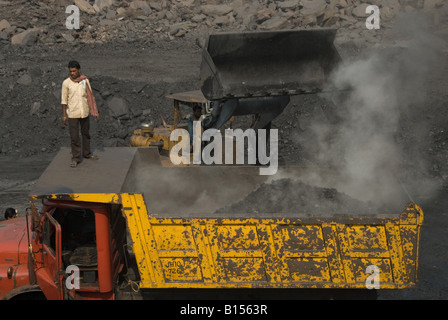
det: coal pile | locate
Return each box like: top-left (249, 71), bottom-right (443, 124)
top-left (0, 0), bottom-right (447, 187)
top-left (216, 178), bottom-right (384, 216)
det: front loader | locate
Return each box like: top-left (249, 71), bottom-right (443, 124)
top-left (130, 29), bottom-right (341, 152)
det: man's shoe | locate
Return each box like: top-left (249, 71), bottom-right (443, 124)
top-left (84, 154), bottom-right (99, 160)
top-left (70, 160), bottom-right (78, 168)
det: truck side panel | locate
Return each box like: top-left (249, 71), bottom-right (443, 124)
top-left (121, 194), bottom-right (422, 289)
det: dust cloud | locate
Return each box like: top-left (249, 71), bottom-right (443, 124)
top-left (306, 12), bottom-right (443, 207)
top-left (124, 12), bottom-right (444, 216)
top-left (122, 150), bottom-right (269, 216)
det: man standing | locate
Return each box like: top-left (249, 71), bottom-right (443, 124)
top-left (188, 104), bottom-right (202, 144)
top-left (61, 60), bottom-right (99, 168)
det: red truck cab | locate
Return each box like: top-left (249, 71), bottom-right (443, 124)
top-left (0, 199), bottom-right (128, 300)
top-left (0, 216), bottom-right (37, 299)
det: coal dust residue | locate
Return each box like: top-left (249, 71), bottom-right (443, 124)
top-left (215, 178), bottom-right (387, 216)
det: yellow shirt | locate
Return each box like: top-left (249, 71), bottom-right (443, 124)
top-left (61, 77), bottom-right (92, 119)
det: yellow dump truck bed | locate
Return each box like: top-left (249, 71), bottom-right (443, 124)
top-left (31, 147), bottom-right (423, 289)
top-left (123, 195), bottom-right (422, 289)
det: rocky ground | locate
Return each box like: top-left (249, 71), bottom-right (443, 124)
top-left (0, 0), bottom-right (448, 300)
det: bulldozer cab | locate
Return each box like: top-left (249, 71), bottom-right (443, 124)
top-left (130, 90), bottom-right (238, 161)
top-left (165, 90), bottom-right (211, 130)
top-left (130, 90), bottom-right (211, 159)
top-left (143, 90), bottom-right (210, 132)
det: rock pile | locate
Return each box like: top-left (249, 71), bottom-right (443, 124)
top-left (215, 178), bottom-right (384, 215)
top-left (0, 0), bottom-right (447, 47)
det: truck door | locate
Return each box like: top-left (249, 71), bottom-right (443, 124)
top-left (35, 211), bottom-right (63, 300)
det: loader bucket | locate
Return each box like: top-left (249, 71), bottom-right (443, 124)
top-left (200, 29), bottom-right (341, 100)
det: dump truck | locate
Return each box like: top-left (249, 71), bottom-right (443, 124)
top-left (0, 147), bottom-right (423, 300)
top-left (0, 29), bottom-right (423, 300)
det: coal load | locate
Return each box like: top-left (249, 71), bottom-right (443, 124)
top-left (216, 178), bottom-right (383, 216)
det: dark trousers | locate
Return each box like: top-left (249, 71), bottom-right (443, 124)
top-left (68, 117), bottom-right (92, 162)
